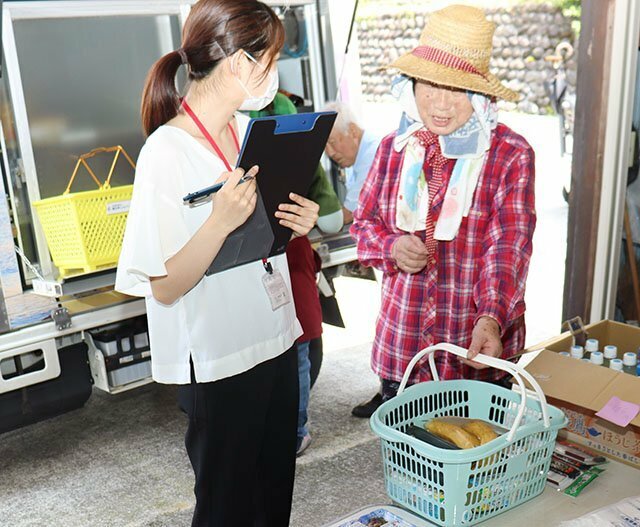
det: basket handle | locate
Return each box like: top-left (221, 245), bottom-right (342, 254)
top-left (64, 145), bottom-right (136, 195)
top-left (398, 343), bottom-right (550, 442)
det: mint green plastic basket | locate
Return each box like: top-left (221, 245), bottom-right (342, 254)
top-left (370, 343), bottom-right (567, 526)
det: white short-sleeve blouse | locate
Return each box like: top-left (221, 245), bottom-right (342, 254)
top-left (115, 114), bottom-right (302, 384)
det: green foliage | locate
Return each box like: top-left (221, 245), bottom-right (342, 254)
top-left (548, 0), bottom-right (581, 36)
top-left (553, 0), bottom-right (581, 20)
top-left (555, 0), bottom-right (581, 11)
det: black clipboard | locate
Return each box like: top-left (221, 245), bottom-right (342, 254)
top-left (189, 111), bottom-right (337, 275)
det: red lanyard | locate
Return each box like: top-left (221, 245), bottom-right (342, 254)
top-left (181, 99), bottom-right (239, 171)
top-left (181, 99), bottom-right (272, 273)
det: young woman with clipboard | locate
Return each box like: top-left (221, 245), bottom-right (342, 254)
top-left (115, 1), bottom-right (319, 525)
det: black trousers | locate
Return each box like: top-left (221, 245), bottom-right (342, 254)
top-left (178, 346), bottom-right (298, 527)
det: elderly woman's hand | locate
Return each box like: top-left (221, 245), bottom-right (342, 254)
top-left (275, 193), bottom-right (320, 237)
top-left (392, 235), bottom-right (428, 273)
top-left (461, 316), bottom-right (503, 369)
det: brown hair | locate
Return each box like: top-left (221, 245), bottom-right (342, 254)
top-left (141, 0), bottom-right (284, 136)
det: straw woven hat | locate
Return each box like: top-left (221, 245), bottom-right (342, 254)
top-left (387, 5), bottom-right (519, 101)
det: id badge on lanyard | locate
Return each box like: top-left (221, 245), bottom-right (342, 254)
top-left (261, 259), bottom-right (291, 311)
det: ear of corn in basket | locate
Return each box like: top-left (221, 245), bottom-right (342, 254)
top-left (425, 418), bottom-right (498, 449)
top-left (461, 420), bottom-right (498, 444)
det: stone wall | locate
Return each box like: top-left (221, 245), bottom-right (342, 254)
top-left (357, 4), bottom-right (577, 114)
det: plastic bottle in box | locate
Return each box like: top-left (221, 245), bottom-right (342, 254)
top-left (585, 339), bottom-right (599, 360)
top-left (608, 358), bottom-right (623, 372)
top-left (590, 351), bottom-right (604, 366)
top-left (623, 352), bottom-right (638, 376)
top-left (603, 345), bottom-right (617, 368)
top-left (570, 345), bottom-right (584, 360)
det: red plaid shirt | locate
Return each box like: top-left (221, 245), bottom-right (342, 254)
top-left (351, 124), bottom-right (536, 384)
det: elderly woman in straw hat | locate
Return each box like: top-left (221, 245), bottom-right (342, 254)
top-left (350, 5), bottom-right (535, 416)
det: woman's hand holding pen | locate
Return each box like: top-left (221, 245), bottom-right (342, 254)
top-left (210, 166), bottom-right (259, 235)
top-left (152, 166), bottom-right (258, 306)
top-left (275, 193), bottom-right (319, 237)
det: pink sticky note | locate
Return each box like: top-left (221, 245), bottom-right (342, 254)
top-left (596, 396), bottom-right (640, 427)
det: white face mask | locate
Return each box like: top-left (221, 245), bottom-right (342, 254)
top-left (235, 51), bottom-right (279, 111)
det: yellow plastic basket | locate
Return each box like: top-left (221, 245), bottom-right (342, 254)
top-left (32, 146), bottom-right (136, 278)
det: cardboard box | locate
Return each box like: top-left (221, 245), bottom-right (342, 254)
top-left (522, 320), bottom-right (640, 468)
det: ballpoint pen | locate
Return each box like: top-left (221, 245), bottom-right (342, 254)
top-left (183, 173), bottom-right (256, 206)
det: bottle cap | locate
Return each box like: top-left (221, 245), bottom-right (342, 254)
top-left (570, 345), bottom-right (584, 359)
top-left (590, 351), bottom-right (604, 365)
top-left (558, 351), bottom-right (571, 357)
top-left (585, 339), bottom-right (599, 352)
top-left (623, 352), bottom-right (638, 367)
top-left (603, 345), bottom-right (617, 359)
top-left (609, 358), bottom-right (623, 371)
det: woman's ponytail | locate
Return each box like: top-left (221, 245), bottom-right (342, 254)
top-left (140, 1), bottom-right (284, 138)
top-left (141, 50), bottom-right (184, 137)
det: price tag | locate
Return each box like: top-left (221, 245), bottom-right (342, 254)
top-left (106, 200), bottom-right (131, 215)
